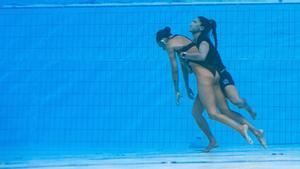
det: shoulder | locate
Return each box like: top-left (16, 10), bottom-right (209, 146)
top-left (199, 40), bottom-right (210, 48)
top-left (177, 35), bottom-right (193, 42)
top-left (197, 35), bottom-right (211, 44)
top-left (166, 44), bottom-right (175, 54)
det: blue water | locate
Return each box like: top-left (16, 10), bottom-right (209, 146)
top-left (0, 0), bottom-right (246, 6)
top-left (0, 2), bottom-right (300, 159)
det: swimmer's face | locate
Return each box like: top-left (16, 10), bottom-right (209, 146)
top-left (189, 18), bottom-right (204, 33)
top-left (157, 38), bottom-right (168, 50)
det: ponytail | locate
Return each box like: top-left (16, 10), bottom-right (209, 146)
top-left (197, 16), bottom-right (218, 49)
top-left (209, 19), bottom-right (218, 49)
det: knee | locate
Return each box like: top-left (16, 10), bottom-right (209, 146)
top-left (192, 108), bottom-right (202, 118)
top-left (219, 108), bottom-right (231, 115)
top-left (230, 97), bottom-right (246, 108)
top-left (207, 111), bottom-right (219, 120)
top-left (192, 109), bottom-right (198, 117)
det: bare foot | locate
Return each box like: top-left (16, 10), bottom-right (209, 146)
top-left (255, 129), bottom-right (267, 149)
top-left (202, 142), bottom-right (218, 153)
top-left (241, 124), bottom-right (253, 145)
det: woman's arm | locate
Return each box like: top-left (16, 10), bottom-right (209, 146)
top-left (180, 61), bottom-right (190, 90)
top-left (180, 61), bottom-right (194, 99)
top-left (180, 41), bottom-right (210, 61)
top-left (167, 49), bottom-right (179, 93)
top-left (167, 48), bottom-right (181, 105)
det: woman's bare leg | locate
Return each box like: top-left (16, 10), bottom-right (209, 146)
top-left (192, 94), bottom-right (218, 152)
top-left (195, 72), bottom-right (253, 144)
top-left (215, 85), bottom-right (267, 148)
top-left (224, 85), bottom-right (257, 120)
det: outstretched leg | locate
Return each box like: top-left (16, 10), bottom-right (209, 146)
top-left (224, 85), bottom-right (257, 120)
top-left (195, 72), bottom-right (253, 145)
top-left (215, 85), bottom-right (267, 148)
top-left (192, 94), bottom-right (218, 152)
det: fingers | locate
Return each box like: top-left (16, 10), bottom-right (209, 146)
top-left (176, 92), bottom-right (182, 105)
top-left (176, 97), bottom-right (181, 105)
top-left (188, 92), bottom-right (194, 99)
top-left (189, 94), bottom-right (194, 99)
top-left (187, 88), bottom-right (195, 99)
top-left (190, 90), bottom-right (195, 97)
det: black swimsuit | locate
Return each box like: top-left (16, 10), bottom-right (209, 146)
top-left (170, 34), bottom-right (234, 94)
top-left (170, 35), bottom-right (217, 76)
top-left (196, 35), bottom-right (235, 91)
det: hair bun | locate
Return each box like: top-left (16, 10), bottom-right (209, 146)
top-left (164, 26), bottom-right (171, 33)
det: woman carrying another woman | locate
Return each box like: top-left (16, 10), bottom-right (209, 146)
top-left (156, 27), bottom-right (266, 152)
top-left (181, 16), bottom-right (267, 150)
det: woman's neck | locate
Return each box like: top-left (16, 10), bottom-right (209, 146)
top-left (192, 32), bottom-right (201, 42)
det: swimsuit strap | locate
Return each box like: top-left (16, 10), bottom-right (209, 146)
top-left (176, 42), bottom-right (195, 54)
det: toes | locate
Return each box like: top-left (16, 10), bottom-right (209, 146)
top-left (242, 125), bottom-right (253, 144)
top-left (202, 144), bottom-right (218, 153)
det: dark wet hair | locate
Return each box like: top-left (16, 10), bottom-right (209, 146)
top-left (156, 26), bottom-right (172, 42)
top-left (198, 16), bottom-right (218, 49)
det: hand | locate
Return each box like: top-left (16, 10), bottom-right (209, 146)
top-left (186, 87), bottom-right (194, 100)
top-left (175, 91), bottom-right (182, 105)
top-left (180, 52), bottom-right (187, 58)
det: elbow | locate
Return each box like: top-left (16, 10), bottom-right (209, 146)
top-left (196, 54), bottom-right (206, 61)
